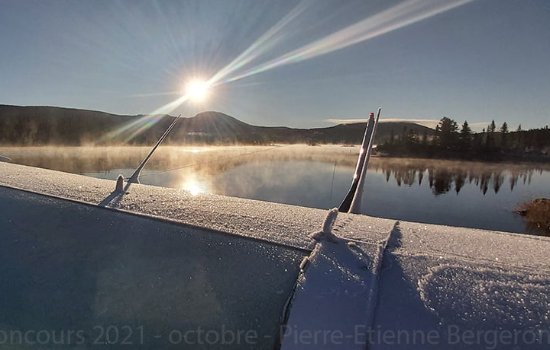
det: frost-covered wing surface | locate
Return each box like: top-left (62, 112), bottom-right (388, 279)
top-left (1, 162), bottom-right (550, 350)
top-left (369, 221), bottom-right (550, 350)
top-left (0, 186), bottom-right (306, 349)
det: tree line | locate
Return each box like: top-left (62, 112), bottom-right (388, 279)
top-left (377, 117), bottom-right (550, 161)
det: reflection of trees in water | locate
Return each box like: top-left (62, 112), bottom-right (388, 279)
top-left (454, 170), bottom-right (466, 194)
top-left (431, 169), bottom-right (452, 195)
top-left (429, 169), bottom-right (528, 195)
top-left (370, 160), bottom-right (543, 196)
top-left (2, 146), bottom-right (547, 198)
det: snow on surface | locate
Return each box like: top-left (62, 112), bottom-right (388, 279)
top-left (0, 162), bottom-right (323, 249)
top-left (310, 207), bottom-right (339, 242)
top-left (372, 223), bottom-right (550, 350)
top-left (331, 211), bottom-right (395, 245)
top-left (419, 264), bottom-right (550, 329)
top-left (397, 220), bottom-right (550, 272)
top-left (0, 162), bottom-right (397, 250)
top-left (373, 254), bottom-right (550, 349)
top-left (281, 238), bottom-right (387, 349)
top-left (3, 162), bottom-right (550, 349)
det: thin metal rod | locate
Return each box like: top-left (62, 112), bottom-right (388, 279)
top-left (128, 114), bottom-right (181, 184)
top-left (329, 161), bottom-right (337, 202)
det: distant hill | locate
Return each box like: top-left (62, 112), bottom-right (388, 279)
top-left (307, 121), bottom-right (433, 145)
top-left (0, 105), bottom-right (433, 146)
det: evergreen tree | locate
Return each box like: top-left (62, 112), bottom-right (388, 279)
top-left (486, 120), bottom-right (496, 150)
top-left (459, 121), bottom-right (472, 151)
top-left (436, 117), bottom-right (459, 150)
top-left (500, 122), bottom-right (508, 133)
top-left (500, 122), bottom-right (509, 149)
top-left (488, 120), bottom-right (496, 133)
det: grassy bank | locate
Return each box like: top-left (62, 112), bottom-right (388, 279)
top-left (516, 199), bottom-right (550, 234)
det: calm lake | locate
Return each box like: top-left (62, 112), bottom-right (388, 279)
top-left (2, 145), bottom-right (549, 236)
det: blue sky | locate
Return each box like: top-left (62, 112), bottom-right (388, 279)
top-left (1, 0), bottom-right (549, 130)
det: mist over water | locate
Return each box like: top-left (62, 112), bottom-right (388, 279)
top-left (2, 145), bottom-right (549, 235)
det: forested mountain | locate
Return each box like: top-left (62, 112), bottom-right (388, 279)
top-left (0, 105), bottom-right (432, 146)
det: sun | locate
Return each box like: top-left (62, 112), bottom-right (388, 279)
top-left (185, 80), bottom-right (209, 102)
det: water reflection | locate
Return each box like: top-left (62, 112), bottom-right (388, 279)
top-left (3, 146), bottom-right (545, 198)
top-left (179, 173), bottom-right (209, 196)
top-left (368, 159), bottom-right (539, 196)
top-left (2, 145), bottom-right (549, 235)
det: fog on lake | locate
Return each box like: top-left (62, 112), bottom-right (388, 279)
top-left (2, 145), bottom-right (549, 236)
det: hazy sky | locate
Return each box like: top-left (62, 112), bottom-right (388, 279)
top-left (1, 0), bottom-right (549, 130)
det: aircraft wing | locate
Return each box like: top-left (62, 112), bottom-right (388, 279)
top-left (1, 161), bottom-right (549, 349)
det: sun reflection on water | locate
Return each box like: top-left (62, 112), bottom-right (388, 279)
top-left (179, 176), bottom-right (208, 196)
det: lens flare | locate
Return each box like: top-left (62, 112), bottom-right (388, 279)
top-left (222, 0), bottom-right (474, 83)
top-left (208, 0), bottom-right (312, 85)
top-left (97, 94), bottom-right (189, 144)
top-left (100, 0), bottom-right (473, 144)
top-left (186, 80), bottom-right (209, 101)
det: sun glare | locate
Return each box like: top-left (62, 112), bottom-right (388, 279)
top-left (180, 177), bottom-right (207, 196)
top-left (185, 80), bottom-right (209, 101)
